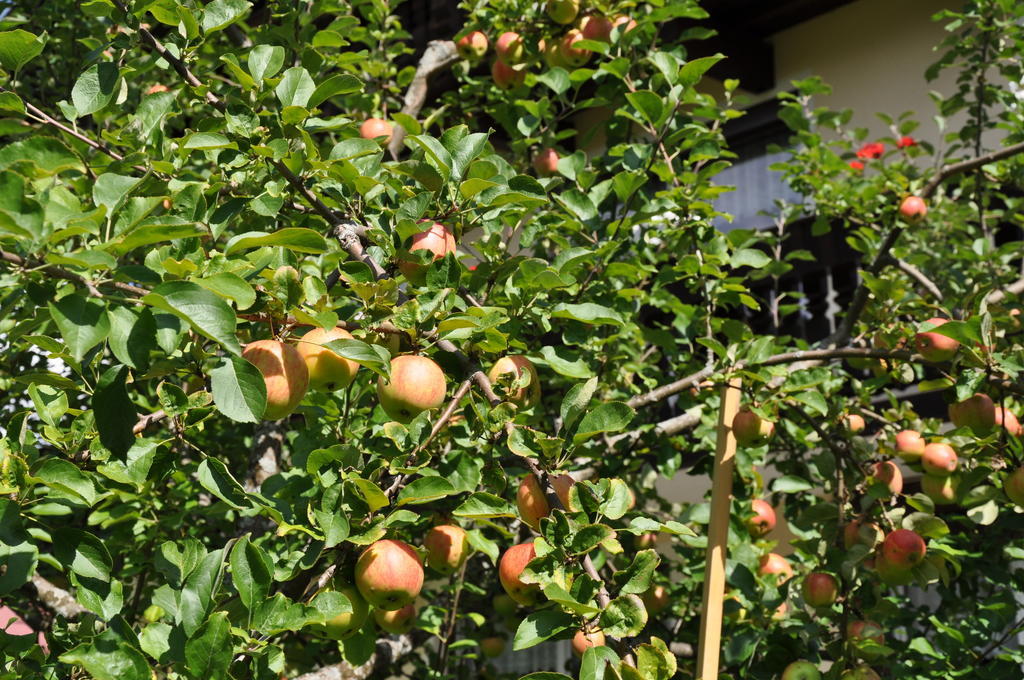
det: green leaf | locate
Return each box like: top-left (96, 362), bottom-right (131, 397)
top-left (201, 0), bottom-right (252, 33)
top-left (248, 45), bottom-right (285, 83)
top-left (275, 67), bottom-right (316, 108)
top-left (678, 54), bottom-right (724, 88)
top-left (34, 458), bottom-right (97, 506)
top-left (559, 377), bottom-right (598, 434)
top-left (612, 549), bottom-right (660, 594)
top-left (0, 30), bottom-right (45, 72)
top-left (224, 227), bottom-right (328, 254)
top-left (536, 67), bottom-right (571, 95)
top-left (53, 528), bottom-right (112, 580)
top-left (321, 338), bottom-right (390, 378)
top-left (230, 536), bottom-right (273, 613)
top-left (0, 501), bottom-right (37, 594)
top-left (60, 629), bottom-right (150, 680)
top-left (599, 593), bottom-right (648, 637)
top-left (453, 492), bottom-right (516, 519)
top-left (396, 477), bottom-right (457, 506)
top-left (71, 62), bottom-right (119, 117)
top-left (195, 272), bottom-right (256, 309)
top-left (580, 646), bottom-right (622, 679)
top-left (573, 402), bottom-right (635, 444)
top-left (107, 306), bottom-right (156, 370)
top-left (771, 475), bottom-right (814, 493)
top-left (626, 90), bottom-right (663, 126)
top-left (308, 74), bottom-right (363, 108)
top-left (107, 219), bottom-right (207, 254)
top-left (0, 92), bottom-right (23, 112)
top-left (143, 281), bottom-right (241, 355)
top-left (93, 172), bottom-right (142, 213)
top-left (209, 355), bottom-right (267, 423)
top-left (791, 390), bottom-right (828, 417)
top-left (512, 610), bottom-right (574, 650)
top-left (196, 458), bottom-right (251, 509)
top-left (185, 611), bottom-right (232, 679)
top-left (48, 294), bottom-right (110, 361)
top-left (551, 302), bottom-right (623, 325)
top-left (730, 248), bottom-right (772, 269)
top-left (0, 136), bottom-right (83, 175)
top-left (94, 364), bottom-right (138, 458)
top-left (569, 524), bottom-right (614, 555)
top-left (184, 132), bottom-right (236, 150)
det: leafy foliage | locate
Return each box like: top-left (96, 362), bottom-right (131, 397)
top-left (1, 0), bottom-right (1024, 679)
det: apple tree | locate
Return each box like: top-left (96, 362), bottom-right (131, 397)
top-left (1, 0), bottom-right (1024, 679)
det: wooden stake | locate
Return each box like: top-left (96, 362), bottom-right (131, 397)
top-left (696, 377), bottom-right (741, 680)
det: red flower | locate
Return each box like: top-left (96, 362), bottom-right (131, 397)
top-left (849, 160), bottom-right (865, 172)
top-left (897, 136), bottom-right (916, 149)
top-left (855, 142), bottom-right (885, 160)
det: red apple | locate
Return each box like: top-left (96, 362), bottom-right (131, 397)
top-left (516, 473), bottom-right (574, 530)
top-left (423, 524), bottom-right (469, 574)
top-left (948, 393), bottom-right (996, 434)
top-left (480, 636), bottom-right (506, 658)
top-left (921, 442), bottom-right (957, 476)
top-left (360, 117), bottom-right (393, 143)
top-left (881, 529), bottom-right (926, 568)
top-left (580, 15), bottom-right (613, 42)
top-left (242, 339), bottom-right (309, 420)
top-left (373, 603), bottom-right (415, 634)
top-left (898, 196), bottom-right (927, 222)
top-left (840, 665), bottom-right (881, 680)
top-left (571, 629), bottom-right (605, 657)
top-left (921, 473), bottom-right (958, 505)
top-left (532, 147), bottom-right (560, 177)
top-left (845, 414), bottom-right (866, 433)
top-left (781, 660), bottom-right (821, 680)
top-left (801, 572), bottom-right (838, 607)
top-left (558, 29), bottom-right (590, 68)
top-left (758, 553), bottom-right (793, 583)
top-left (322, 586), bottom-right (369, 638)
top-left (894, 430), bottom-right (926, 462)
top-left (456, 30), bottom-right (488, 60)
top-left (733, 407), bottom-right (775, 445)
top-left (355, 540), bottom-right (424, 610)
top-left (499, 542), bottom-right (540, 605)
top-left (635, 533), bottom-right (657, 550)
top-left (874, 553), bottom-right (914, 586)
top-left (641, 584), bottom-right (669, 614)
top-left (746, 499), bottom-right (776, 537)
top-left (398, 222), bottom-right (457, 284)
top-left (542, 38), bottom-right (567, 69)
top-left (995, 407), bottom-right (1023, 436)
top-left (914, 317), bottom-right (958, 362)
top-left (495, 31), bottom-right (524, 64)
top-left (545, 0), bottom-right (579, 24)
top-left (870, 461), bottom-right (903, 495)
top-left (296, 327), bottom-right (360, 391)
top-left (491, 59), bottom-right (526, 89)
top-left (612, 15), bottom-right (638, 36)
top-left (488, 355), bottom-right (541, 407)
top-left (377, 355), bottom-right (447, 423)
top-left (1004, 467), bottom-right (1024, 506)
top-left (843, 520), bottom-right (883, 550)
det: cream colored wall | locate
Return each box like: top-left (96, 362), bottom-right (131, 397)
top-left (771, 0), bottom-right (958, 143)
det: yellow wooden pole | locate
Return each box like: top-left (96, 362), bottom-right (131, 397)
top-left (696, 377), bottom-right (741, 680)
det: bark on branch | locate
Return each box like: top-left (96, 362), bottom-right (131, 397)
top-left (30, 574), bottom-right (88, 619)
top-left (387, 40), bottom-right (459, 159)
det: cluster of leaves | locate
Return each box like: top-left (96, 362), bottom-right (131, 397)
top-left (1, 0), bottom-right (1024, 679)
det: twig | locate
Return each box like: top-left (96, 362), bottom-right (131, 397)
top-left (436, 559), bottom-right (469, 676)
top-left (892, 258), bottom-right (943, 301)
top-left (387, 40), bottom-right (459, 159)
top-left (412, 379), bottom-right (472, 456)
top-left (1, 249), bottom-right (103, 298)
top-left (133, 409), bottom-right (167, 435)
top-left (985, 275), bottom-right (1024, 305)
